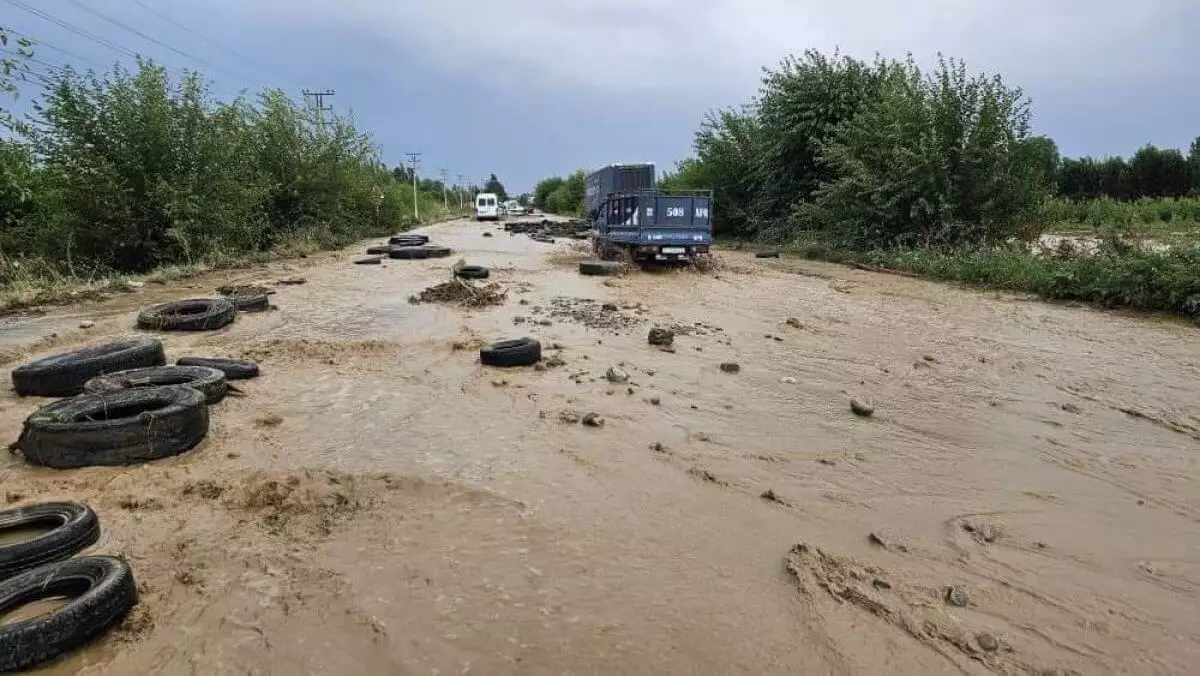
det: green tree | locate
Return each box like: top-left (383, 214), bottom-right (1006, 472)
top-left (483, 173), bottom-right (507, 200)
top-left (796, 55), bottom-right (1046, 247)
top-left (534, 175), bottom-right (564, 207)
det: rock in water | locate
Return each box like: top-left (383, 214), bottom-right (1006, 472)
top-left (79, 320), bottom-right (95, 329)
top-left (850, 398), bottom-right (875, 417)
top-left (945, 585), bottom-right (970, 607)
top-left (582, 412), bottom-right (605, 427)
top-left (719, 362), bottom-right (741, 374)
top-left (975, 632), bottom-right (999, 652)
top-left (647, 327), bottom-right (675, 347)
top-left (605, 366), bottom-right (629, 383)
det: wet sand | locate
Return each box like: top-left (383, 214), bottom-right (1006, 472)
top-left (1, 217), bottom-right (1198, 674)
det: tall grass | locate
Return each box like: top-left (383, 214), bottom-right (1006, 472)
top-left (1038, 196), bottom-right (1200, 235)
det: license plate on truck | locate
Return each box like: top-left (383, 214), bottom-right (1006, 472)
top-left (661, 247), bottom-right (686, 254)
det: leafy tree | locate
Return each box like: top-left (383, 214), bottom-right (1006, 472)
top-left (796, 55), bottom-right (1046, 247)
top-left (483, 173), bottom-right (507, 200)
top-left (1128, 144), bottom-right (1190, 198)
top-left (534, 175), bottom-right (564, 207)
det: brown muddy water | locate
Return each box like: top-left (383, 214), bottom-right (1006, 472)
top-left (1, 218), bottom-right (1198, 675)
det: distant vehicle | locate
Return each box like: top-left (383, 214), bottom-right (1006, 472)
top-left (586, 163), bottom-right (713, 265)
top-left (475, 193), bottom-right (500, 221)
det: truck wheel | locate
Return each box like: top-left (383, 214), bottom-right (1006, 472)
top-left (83, 365), bottom-right (229, 405)
top-left (12, 338), bottom-right (166, 398)
top-left (480, 338), bottom-right (541, 367)
top-left (0, 502), bottom-right (100, 580)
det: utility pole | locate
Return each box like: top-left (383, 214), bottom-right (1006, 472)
top-left (405, 152), bottom-right (421, 220)
top-left (457, 174), bottom-right (467, 211)
top-left (439, 168), bottom-right (450, 208)
top-left (301, 89), bottom-right (335, 133)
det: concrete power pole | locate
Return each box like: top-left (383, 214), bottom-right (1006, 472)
top-left (439, 168), bottom-right (450, 208)
top-left (301, 89), bottom-right (335, 133)
top-left (457, 174), bottom-right (467, 212)
top-left (405, 152), bottom-right (421, 220)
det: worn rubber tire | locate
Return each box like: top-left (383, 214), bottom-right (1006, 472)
top-left (11, 338), bottom-right (166, 398)
top-left (755, 251), bottom-right (780, 259)
top-left (226, 293), bottom-right (269, 312)
top-left (175, 357), bottom-right (260, 380)
top-left (389, 233), bottom-right (429, 245)
top-left (137, 299), bottom-right (236, 331)
top-left (480, 338), bottom-right (542, 367)
top-left (579, 260), bottom-right (622, 276)
top-left (423, 245), bottom-right (452, 258)
top-left (454, 265), bottom-right (490, 280)
top-left (84, 365), bottom-right (228, 405)
top-left (366, 245), bottom-right (392, 255)
top-left (0, 556), bottom-right (137, 673)
top-left (388, 246), bottom-right (430, 260)
top-left (0, 502), bottom-right (100, 581)
top-left (16, 386), bottom-right (210, 469)
top-left (354, 256), bottom-right (383, 265)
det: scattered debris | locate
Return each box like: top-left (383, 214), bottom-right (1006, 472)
top-left (1060, 402), bottom-right (1082, 414)
top-left (649, 396), bottom-right (661, 406)
top-left (276, 277), bottom-right (307, 286)
top-left (549, 297), bottom-right (644, 332)
top-left (850, 398), bottom-right (875, 418)
top-left (872, 578), bottom-right (892, 591)
top-left (491, 379), bottom-right (508, 387)
top-left (761, 489), bottom-right (786, 504)
top-left (482, 232), bottom-right (494, 237)
top-left (255, 413), bottom-right (284, 428)
top-left (582, 412), bottom-right (605, 427)
top-left (945, 585), bottom-right (970, 607)
top-left (818, 458), bottom-right (837, 466)
top-left (719, 362), bottom-right (741, 374)
top-left (781, 376), bottom-right (797, 384)
top-left (79, 320), bottom-right (95, 329)
top-left (602, 302), bottom-right (618, 311)
top-left (354, 256), bottom-right (383, 265)
top-left (962, 520), bottom-right (1001, 544)
top-left (519, 299), bottom-right (529, 305)
top-left (537, 319), bottom-right (553, 326)
top-left (650, 442), bottom-right (667, 453)
top-left (544, 355), bottom-right (566, 368)
top-left (923, 354), bottom-right (938, 363)
top-left (605, 366), bottom-right (629, 383)
top-left (409, 279), bottom-right (506, 308)
top-left (559, 410), bottom-right (581, 424)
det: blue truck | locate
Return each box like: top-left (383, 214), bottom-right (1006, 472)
top-left (586, 164), bottom-right (713, 264)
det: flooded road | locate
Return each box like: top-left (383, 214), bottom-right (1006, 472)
top-left (2, 217), bottom-right (1198, 674)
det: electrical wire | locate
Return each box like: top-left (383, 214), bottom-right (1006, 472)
top-left (1, 0), bottom-right (139, 59)
top-left (130, 0), bottom-right (256, 66)
top-left (64, 0), bottom-right (235, 75)
top-left (4, 28), bottom-right (105, 69)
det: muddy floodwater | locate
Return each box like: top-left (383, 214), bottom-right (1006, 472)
top-left (1, 218), bottom-right (1198, 675)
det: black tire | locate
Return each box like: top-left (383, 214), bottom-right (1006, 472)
top-left (175, 357), bottom-right (260, 380)
top-left (226, 293), bottom-right (269, 312)
top-left (480, 338), bottom-right (542, 367)
top-left (423, 245), bottom-right (452, 258)
top-left (389, 233), bottom-right (429, 245)
top-left (454, 265), bottom-right (490, 280)
top-left (0, 556), bottom-right (137, 673)
top-left (579, 260), bottom-right (622, 276)
top-left (355, 256), bottom-right (383, 265)
top-left (84, 365), bottom-right (228, 405)
top-left (388, 246), bottom-right (430, 260)
top-left (755, 251), bottom-right (780, 259)
top-left (0, 502), bottom-right (100, 581)
top-left (16, 386), bottom-right (210, 469)
top-left (12, 338), bottom-right (166, 398)
top-left (137, 299), bottom-right (236, 331)
top-left (365, 245), bottom-right (392, 255)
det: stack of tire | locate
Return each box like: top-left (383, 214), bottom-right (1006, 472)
top-left (365, 233), bottom-right (452, 261)
top-left (0, 501), bottom-right (137, 672)
top-left (9, 337), bottom-right (258, 469)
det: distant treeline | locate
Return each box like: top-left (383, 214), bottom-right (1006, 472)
top-left (1056, 142), bottom-right (1200, 202)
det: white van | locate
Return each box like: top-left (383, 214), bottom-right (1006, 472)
top-left (475, 193), bottom-right (500, 221)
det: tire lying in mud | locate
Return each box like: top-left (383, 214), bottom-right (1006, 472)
top-left (389, 233), bottom-right (429, 245)
top-left (365, 245), bottom-right (393, 255)
top-left (388, 246), bottom-right (430, 260)
top-left (225, 293), bottom-right (269, 312)
top-left (579, 260), bottom-right (622, 276)
top-left (137, 298), bottom-right (237, 331)
top-left (16, 386), bottom-right (210, 469)
top-left (354, 256), bottom-right (383, 265)
top-left (175, 357), bottom-right (260, 380)
top-left (755, 251), bottom-right (780, 259)
top-left (454, 265), bottom-right (490, 280)
top-left (11, 337), bottom-right (167, 398)
top-left (0, 502), bottom-right (100, 580)
top-left (0, 556), bottom-right (137, 673)
top-left (83, 365), bottom-right (228, 405)
top-left (480, 338), bottom-right (542, 367)
top-left (423, 245), bottom-right (452, 258)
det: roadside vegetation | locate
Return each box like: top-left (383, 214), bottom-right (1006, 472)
top-left (534, 49), bottom-right (1200, 319)
top-left (533, 171), bottom-right (586, 216)
top-left (0, 33), bottom-right (453, 313)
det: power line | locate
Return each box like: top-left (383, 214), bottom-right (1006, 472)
top-left (5, 28), bottom-right (106, 69)
top-left (130, 0), bottom-right (257, 66)
top-left (64, 0), bottom-right (234, 75)
top-left (2, 0), bottom-right (139, 60)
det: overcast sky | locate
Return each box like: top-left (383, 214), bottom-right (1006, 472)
top-left (5, 0), bottom-right (1199, 193)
